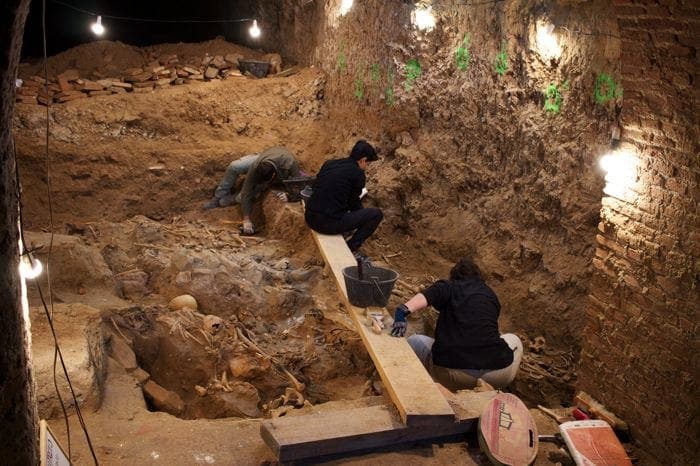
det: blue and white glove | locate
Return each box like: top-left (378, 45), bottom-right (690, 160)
top-left (390, 304), bottom-right (411, 337)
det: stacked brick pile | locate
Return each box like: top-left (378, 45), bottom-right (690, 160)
top-left (14, 52), bottom-right (278, 106)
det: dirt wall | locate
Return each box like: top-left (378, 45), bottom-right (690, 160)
top-left (0, 0), bottom-right (39, 462)
top-left (274, 0), bottom-right (620, 347)
top-left (579, 2), bottom-right (699, 464)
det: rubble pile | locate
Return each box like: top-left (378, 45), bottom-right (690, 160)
top-left (16, 51), bottom-right (282, 106)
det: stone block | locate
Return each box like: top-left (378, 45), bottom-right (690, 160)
top-left (182, 66), bottom-right (200, 75)
top-left (57, 76), bottom-right (73, 92)
top-left (110, 336), bottom-right (138, 371)
top-left (56, 92), bottom-right (87, 103)
top-left (58, 69), bottom-right (79, 81)
top-left (88, 90), bottom-right (111, 97)
top-left (204, 66), bottom-right (219, 79)
top-left (124, 72), bottom-right (153, 83)
top-left (143, 380), bottom-right (184, 415)
top-left (131, 367), bottom-right (150, 384)
top-left (110, 81), bottom-right (132, 89)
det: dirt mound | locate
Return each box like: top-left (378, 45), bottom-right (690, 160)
top-left (19, 37), bottom-right (266, 80)
top-left (144, 37), bottom-right (264, 64)
top-left (20, 40), bottom-right (147, 79)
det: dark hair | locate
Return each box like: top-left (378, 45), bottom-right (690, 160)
top-left (449, 257), bottom-right (482, 281)
top-left (350, 140), bottom-right (378, 161)
top-left (256, 160), bottom-right (277, 181)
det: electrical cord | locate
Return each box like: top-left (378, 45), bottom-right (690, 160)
top-left (34, 0), bottom-right (99, 463)
top-left (560, 26), bottom-right (622, 40)
top-left (52, 0), bottom-right (254, 23)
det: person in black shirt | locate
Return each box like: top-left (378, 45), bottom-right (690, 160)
top-left (305, 140), bottom-right (383, 261)
top-left (390, 257), bottom-right (523, 390)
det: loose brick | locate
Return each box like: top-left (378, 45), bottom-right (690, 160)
top-left (56, 92), bottom-right (87, 103)
top-left (57, 69), bottom-right (79, 81)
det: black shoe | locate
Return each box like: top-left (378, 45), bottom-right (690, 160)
top-left (352, 250), bottom-right (371, 264)
top-left (202, 197), bottom-right (220, 210)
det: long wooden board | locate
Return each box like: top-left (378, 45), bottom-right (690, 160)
top-left (261, 390), bottom-right (496, 462)
top-left (309, 230), bottom-right (454, 427)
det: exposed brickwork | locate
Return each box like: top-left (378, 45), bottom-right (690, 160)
top-left (579, 1), bottom-right (699, 463)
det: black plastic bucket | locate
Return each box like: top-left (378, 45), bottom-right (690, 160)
top-left (238, 59), bottom-right (271, 78)
top-left (342, 264), bottom-right (399, 308)
top-left (282, 176), bottom-right (316, 202)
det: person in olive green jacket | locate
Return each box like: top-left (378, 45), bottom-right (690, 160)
top-left (203, 146), bottom-right (301, 234)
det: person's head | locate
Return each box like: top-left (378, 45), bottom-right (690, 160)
top-left (257, 160), bottom-right (277, 182)
top-left (349, 140), bottom-right (378, 170)
top-left (449, 257), bottom-right (482, 281)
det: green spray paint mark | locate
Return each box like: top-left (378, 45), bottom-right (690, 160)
top-left (370, 63), bottom-right (381, 83)
top-left (354, 70), bottom-right (365, 100)
top-left (455, 35), bottom-right (471, 71)
top-left (404, 59), bottom-right (422, 91)
top-left (337, 43), bottom-right (347, 73)
top-left (385, 67), bottom-right (395, 106)
top-left (494, 41), bottom-right (508, 76)
top-left (594, 73), bottom-right (622, 104)
top-left (544, 82), bottom-right (562, 114)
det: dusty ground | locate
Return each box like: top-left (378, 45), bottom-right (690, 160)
top-left (16, 39), bottom-right (587, 464)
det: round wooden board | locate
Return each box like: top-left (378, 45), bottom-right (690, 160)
top-left (478, 392), bottom-right (538, 466)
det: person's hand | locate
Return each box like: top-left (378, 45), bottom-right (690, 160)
top-left (276, 191), bottom-right (288, 202)
top-left (241, 219), bottom-right (255, 235)
top-left (390, 304), bottom-right (410, 337)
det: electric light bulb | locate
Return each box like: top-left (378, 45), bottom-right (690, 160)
top-left (536, 20), bottom-right (561, 60)
top-left (339, 0), bottom-right (354, 16)
top-left (91, 15), bottom-right (105, 36)
top-left (413, 6), bottom-right (436, 31)
top-left (249, 20), bottom-right (261, 39)
top-left (19, 256), bottom-right (43, 280)
top-left (600, 149), bottom-right (639, 199)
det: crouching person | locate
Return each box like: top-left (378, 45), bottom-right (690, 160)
top-left (390, 257), bottom-right (523, 391)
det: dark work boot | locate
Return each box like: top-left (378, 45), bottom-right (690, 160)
top-left (202, 197), bottom-right (221, 210)
top-left (219, 193), bottom-right (239, 207)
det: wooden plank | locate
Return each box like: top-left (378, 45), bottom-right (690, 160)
top-left (261, 390), bottom-right (496, 462)
top-left (309, 231), bottom-right (455, 427)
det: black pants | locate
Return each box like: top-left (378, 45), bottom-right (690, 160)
top-left (306, 208), bottom-right (383, 251)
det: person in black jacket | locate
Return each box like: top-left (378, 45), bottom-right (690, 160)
top-left (305, 140), bottom-right (383, 261)
top-left (390, 257), bottom-right (523, 390)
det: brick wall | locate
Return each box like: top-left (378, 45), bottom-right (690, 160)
top-left (578, 1), bottom-right (699, 463)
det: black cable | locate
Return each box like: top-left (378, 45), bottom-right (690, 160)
top-left (39, 0), bottom-right (72, 459)
top-left (52, 0), bottom-right (255, 23)
top-left (560, 26), bottom-right (622, 40)
top-left (39, 0), bottom-right (99, 463)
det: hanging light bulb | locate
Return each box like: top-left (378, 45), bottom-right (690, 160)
top-left (19, 255), bottom-right (43, 280)
top-left (249, 20), bottom-right (261, 39)
top-left (599, 149), bottom-right (639, 199)
top-left (413, 6), bottom-right (436, 31)
top-left (339, 0), bottom-right (354, 16)
top-left (91, 15), bottom-right (105, 36)
top-left (536, 20), bottom-right (561, 60)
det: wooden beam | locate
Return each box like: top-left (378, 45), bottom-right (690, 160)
top-left (261, 390), bottom-right (496, 462)
top-left (309, 231), bottom-right (454, 427)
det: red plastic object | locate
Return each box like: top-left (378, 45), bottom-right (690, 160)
top-left (572, 407), bottom-right (590, 420)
